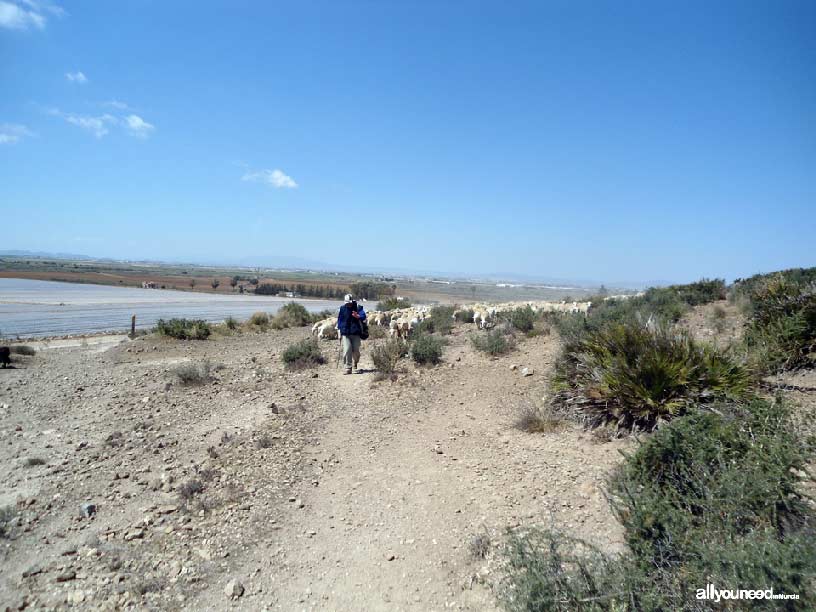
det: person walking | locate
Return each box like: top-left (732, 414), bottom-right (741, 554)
top-left (337, 294), bottom-right (367, 374)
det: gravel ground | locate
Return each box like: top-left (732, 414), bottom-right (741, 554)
top-left (0, 322), bottom-right (630, 611)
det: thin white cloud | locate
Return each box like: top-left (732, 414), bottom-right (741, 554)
top-left (242, 168), bottom-right (298, 189)
top-left (47, 107), bottom-right (155, 139)
top-left (0, 0), bottom-right (63, 30)
top-left (0, 123), bottom-right (34, 144)
top-left (48, 108), bottom-right (116, 138)
top-left (124, 114), bottom-right (155, 138)
top-left (65, 71), bottom-right (87, 84)
top-left (104, 100), bottom-right (131, 111)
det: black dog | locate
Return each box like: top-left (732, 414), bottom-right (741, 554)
top-left (0, 347), bottom-right (10, 368)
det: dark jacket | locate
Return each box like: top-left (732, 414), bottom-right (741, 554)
top-left (337, 303), bottom-right (367, 336)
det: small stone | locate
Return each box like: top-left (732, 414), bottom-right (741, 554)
top-left (124, 528), bottom-right (145, 541)
top-left (521, 367), bottom-right (533, 377)
top-left (56, 570), bottom-right (77, 583)
top-left (224, 579), bottom-right (244, 599)
top-left (510, 364), bottom-right (518, 371)
top-left (80, 503), bottom-right (97, 518)
top-left (386, 553), bottom-right (396, 561)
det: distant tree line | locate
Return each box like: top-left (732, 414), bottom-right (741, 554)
top-left (349, 282), bottom-right (396, 300)
top-left (255, 283), bottom-right (348, 299)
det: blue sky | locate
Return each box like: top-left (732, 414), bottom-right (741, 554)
top-left (2, 1), bottom-right (814, 285)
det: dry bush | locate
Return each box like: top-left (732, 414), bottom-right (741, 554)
top-left (173, 361), bottom-right (212, 385)
top-left (514, 404), bottom-right (568, 434)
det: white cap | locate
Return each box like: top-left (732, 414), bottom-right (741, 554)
top-left (344, 294), bottom-right (353, 303)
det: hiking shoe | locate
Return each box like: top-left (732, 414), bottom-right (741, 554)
top-left (344, 368), bottom-right (352, 375)
top-left (352, 368), bottom-right (358, 374)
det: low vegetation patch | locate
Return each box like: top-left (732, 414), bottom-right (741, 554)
top-left (155, 318), bottom-right (211, 340)
top-left (740, 274), bottom-right (816, 374)
top-left (247, 311), bottom-right (270, 329)
top-left (0, 505), bottom-right (15, 539)
top-left (454, 308), bottom-right (475, 323)
top-left (471, 328), bottom-right (515, 356)
top-left (410, 333), bottom-right (445, 365)
top-left (416, 305), bottom-right (455, 335)
top-left (502, 305), bottom-right (537, 333)
top-left (173, 360), bottom-right (213, 385)
top-left (371, 338), bottom-right (408, 374)
top-left (271, 302), bottom-right (313, 329)
top-left (282, 338), bottom-right (325, 369)
top-left (177, 479), bottom-right (205, 501)
top-left (224, 316), bottom-right (239, 331)
top-left (377, 297), bottom-right (411, 311)
top-left (514, 404), bottom-right (567, 434)
top-left (553, 321), bottom-right (751, 432)
top-left (502, 398), bottom-right (816, 611)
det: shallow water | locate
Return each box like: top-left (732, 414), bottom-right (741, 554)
top-left (0, 278), bottom-right (340, 338)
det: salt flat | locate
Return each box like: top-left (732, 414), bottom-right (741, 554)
top-left (0, 278), bottom-right (339, 338)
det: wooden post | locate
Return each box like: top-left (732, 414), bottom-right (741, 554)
top-left (131, 315), bottom-right (136, 338)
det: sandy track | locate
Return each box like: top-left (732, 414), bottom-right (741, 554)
top-left (1, 325), bottom-right (628, 611)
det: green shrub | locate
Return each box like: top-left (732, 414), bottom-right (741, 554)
top-left (271, 302), bottom-right (312, 329)
top-left (378, 297), bottom-right (411, 311)
top-left (371, 338), bottom-right (408, 374)
top-left (502, 399), bottom-right (816, 611)
top-left (415, 306), bottom-right (455, 335)
top-left (224, 316), bottom-right (239, 330)
top-left (503, 305), bottom-right (537, 333)
top-left (410, 333), bottom-right (445, 365)
top-left (281, 338), bottom-right (325, 369)
top-left (173, 361), bottom-right (213, 385)
top-left (554, 321), bottom-right (751, 432)
top-left (247, 311), bottom-right (270, 328)
top-left (741, 275), bottom-right (816, 373)
top-left (454, 308), bottom-right (475, 323)
top-left (155, 318), bottom-right (211, 340)
top-left (471, 329), bottom-right (515, 356)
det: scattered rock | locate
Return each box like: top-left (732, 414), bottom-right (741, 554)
top-left (522, 367), bottom-right (533, 377)
top-left (510, 364), bottom-right (518, 371)
top-left (224, 579), bottom-right (245, 599)
top-left (80, 503), bottom-right (97, 518)
top-left (56, 570), bottom-right (77, 583)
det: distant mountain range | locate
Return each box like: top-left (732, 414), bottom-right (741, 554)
top-left (0, 250), bottom-right (657, 290)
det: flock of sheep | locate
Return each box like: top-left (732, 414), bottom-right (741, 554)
top-left (310, 299), bottom-right (592, 340)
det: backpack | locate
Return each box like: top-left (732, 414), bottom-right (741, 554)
top-left (359, 315), bottom-right (370, 340)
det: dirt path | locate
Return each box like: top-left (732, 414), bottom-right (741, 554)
top-left (1, 326), bottom-right (629, 611)
top-left (186, 331), bottom-right (628, 611)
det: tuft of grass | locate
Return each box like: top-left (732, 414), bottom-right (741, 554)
top-left (281, 338), bottom-right (326, 369)
top-left (247, 311), bottom-right (270, 329)
top-left (469, 531), bottom-right (492, 560)
top-left (155, 318), bottom-right (211, 340)
top-left (410, 333), bottom-right (445, 365)
top-left (514, 404), bottom-right (568, 434)
top-left (471, 329), bottom-right (515, 356)
top-left (254, 434), bottom-right (274, 449)
top-left (553, 321), bottom-right (751, 432)
top-left (177, 479), bottom-right (205, 501)
top-left (0, 505), bottom-right (15, 539)
top-left (224, 316), bottom-right (239, 330)
top-left (371, 338), bottom-right (408, 374)
top-left (173, 361), bottom-right (213, 385)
